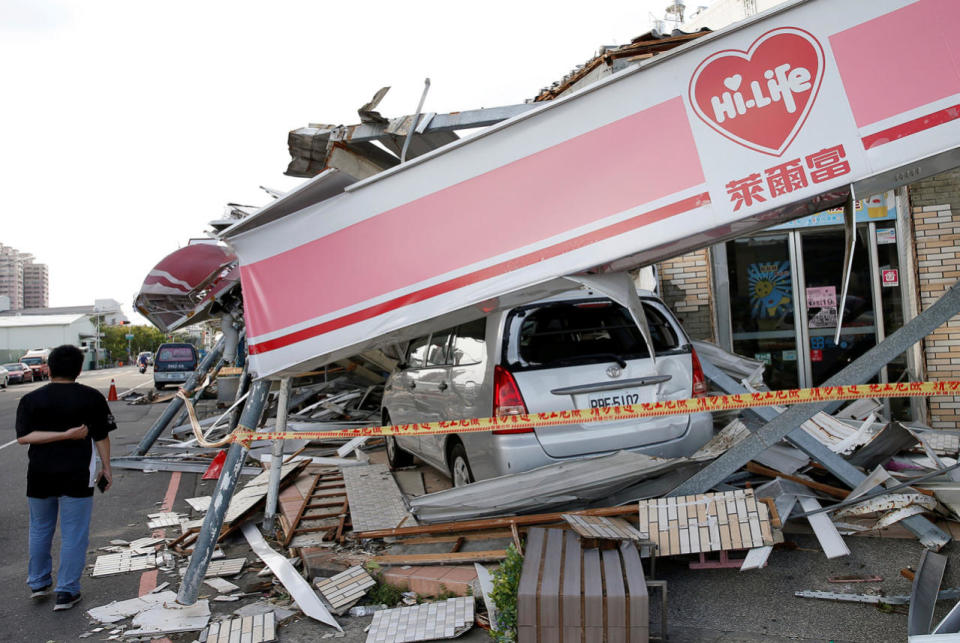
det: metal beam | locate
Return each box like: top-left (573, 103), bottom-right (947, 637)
top-left (671, 280), bottom-right (960, 540)
top-left (177, 379), bottom-right (271, 606)
top-left (694, 357), bottom-right (950, 548)
top-left (130, 338), bottom-right (225, 456)
top-left (295, 103), bottom-right (540, 145)
top-left (262, 377), bottom-right (291, 534)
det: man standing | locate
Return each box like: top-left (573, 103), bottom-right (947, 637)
top-left (15, 344), bottom-right (116, 611)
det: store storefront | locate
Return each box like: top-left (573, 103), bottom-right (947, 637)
top-left (710, 191), bottom-right (918, 419)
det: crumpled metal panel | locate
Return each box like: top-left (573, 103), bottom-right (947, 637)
top-left (409, 450), bottom-right (706, 524)
top-left (135, 242), bottom-right (238, 332)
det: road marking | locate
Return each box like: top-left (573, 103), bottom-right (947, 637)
top-left (138, 471), bottom-right (182, 598)
top-left (119, 380), bottom-right (153, 396)
top-left (0, 438), bottom-right (19, 451)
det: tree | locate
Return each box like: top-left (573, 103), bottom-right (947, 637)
top-left (101, 324), bottom-right (167, 363)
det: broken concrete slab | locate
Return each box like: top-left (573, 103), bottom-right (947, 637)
top-left (123, 599), bottom-right (210, 638)
top-left (87, 591), bottom-right (179, 624)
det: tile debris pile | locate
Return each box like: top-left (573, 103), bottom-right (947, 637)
top-left (84, 338), bottom-right (960, 642)
top-left (366, 597), bottom-right (474, 643)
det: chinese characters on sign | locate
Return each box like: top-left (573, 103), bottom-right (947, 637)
top-left (726, 144), bottom-right (851, 211)
top-left (882, 268), bottom-right (899, 287)
top-left (805, 286), bottom-right (837, 308)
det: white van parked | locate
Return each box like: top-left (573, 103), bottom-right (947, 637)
top-left (381, 289), bottom-right (713, 486)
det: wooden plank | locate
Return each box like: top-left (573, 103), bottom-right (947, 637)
top-left (393, 529), bottom-right (515, 545)
top-left (540, 529), bottom-right (564, 642)
top-left (354, 505), bottom-right (639, 539)
top-left (619, 541), bottom-right (649, 640)
top-left (561, 531), bottom-right (582, 643)
top-left (583, 547), bottom-right (604, 643)
top-left (602, 549), bottom-right (626, 629)
top-left (370, 550), bottom-right (507, 566)
top-left (518, 528), bottom-right (546, 629)
top-left (746, 462), bottom-right (850, 499)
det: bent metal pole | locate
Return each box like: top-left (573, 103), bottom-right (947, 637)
top-left (178, 378), bottom-right (271, 606)
top-left (130, 338), bottom-right (225, 456)
top-left (262, 377), bottom-right (291, 534)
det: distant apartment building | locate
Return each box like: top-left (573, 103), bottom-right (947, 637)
top-left (0, 244), bottom-right (49, 310)
top-left (22, 259), bottom-right (49, 309)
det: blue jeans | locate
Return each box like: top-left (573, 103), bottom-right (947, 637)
top-left (28, 496), bottom-right (92, 595)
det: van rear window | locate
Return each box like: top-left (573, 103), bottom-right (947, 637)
top-left (158, 347), bottom-right (195, 362)
top-left (508, 300), bottom-right (679, 369)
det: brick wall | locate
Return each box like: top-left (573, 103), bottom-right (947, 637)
top-left (909, 170), bottom-right (960, 428)
top-left (658, 248), bottom-right (715, 342)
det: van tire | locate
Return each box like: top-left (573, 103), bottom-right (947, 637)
top-left (155, 383), bottom-right (165, 391)
top-left (449, 443), bottom-right (474, 487)
top-left (384, 414), bottom-right (413, 468)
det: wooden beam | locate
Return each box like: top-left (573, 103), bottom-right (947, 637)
top-left (370, 550), bottom-right (508, 566)
top-left (746, 462), bottom-right (850, 499)
top-left (354, 506), bottom-right (638, 539)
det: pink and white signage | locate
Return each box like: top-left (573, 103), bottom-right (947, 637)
top-left (225, 0), bottom-right (960, 377)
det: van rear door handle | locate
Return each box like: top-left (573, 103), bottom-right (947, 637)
top-left (438, 382), bottom-right (448, 391)
top-left (407, 381), bottom-right (416, 390)
top-left (550, 375), bottom-right (672, 395)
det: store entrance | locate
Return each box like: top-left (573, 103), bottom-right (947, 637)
top-left (798, 227), bottom-right (877, 384)
top-left (727, 233), bottom-right (800, 390)
top-left (726, 225), bottom-right (885, 391)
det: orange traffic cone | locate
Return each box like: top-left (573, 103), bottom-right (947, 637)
top-left (107, 379), bottom-right (118, 401)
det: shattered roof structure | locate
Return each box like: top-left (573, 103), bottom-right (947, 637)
top-left (532, 28), bottom-right (711, 102)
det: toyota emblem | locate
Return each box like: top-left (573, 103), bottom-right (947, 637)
top-left (606, 365), bottom-right (622, 378)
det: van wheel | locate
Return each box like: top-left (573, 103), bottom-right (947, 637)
top-left (384, 415), bottom-right (413, 468)
top-left (449, 443), bottom-right (474, 487)
top-left (155, 383), bottom-right (165, 391)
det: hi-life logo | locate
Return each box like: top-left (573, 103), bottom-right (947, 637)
top-left (689, 27), bottom-right (825, 156)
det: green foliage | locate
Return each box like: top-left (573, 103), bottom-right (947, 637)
top-left (432, 584), bottom-right (458, 601)
top-left (490, 543), bottom-right (524, 642)
top-left (367, 581), bottom-right (404, 607)
top-left (101, 324), bottom-right (168, 362)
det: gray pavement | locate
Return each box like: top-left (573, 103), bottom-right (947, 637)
top-left (0, 367), bottom-right (957, 641)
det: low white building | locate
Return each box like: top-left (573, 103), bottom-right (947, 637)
top-left (0, 313), bottom-right (99, 369)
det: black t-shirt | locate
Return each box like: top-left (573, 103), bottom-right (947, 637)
top-left (15, 382), bottom-right (117, 498)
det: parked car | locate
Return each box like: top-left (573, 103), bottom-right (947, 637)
top-left (153, 343), bottom-right (199, 390)
top-left (0, 365), bottom-right (8, 388)
top-left (20, 349), bottom-right (50, 380)
top-left (381, 289), bottom-right (712, 486)
top-left (3, 362), bottom-right (33, 384)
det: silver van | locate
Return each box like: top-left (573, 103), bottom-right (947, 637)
top-left (381, 289), bottom-right (713, 486)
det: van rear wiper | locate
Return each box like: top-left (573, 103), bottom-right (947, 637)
top-left (544, 353), bottom-right (628, 369)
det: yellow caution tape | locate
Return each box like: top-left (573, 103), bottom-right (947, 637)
top-left (178, 380), bottom-right (960, 449)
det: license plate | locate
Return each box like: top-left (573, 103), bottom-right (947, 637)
top-left (585, 388), bottom-right (647, 409)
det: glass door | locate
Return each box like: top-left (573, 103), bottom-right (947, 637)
top-left (726, 234), bottom-right (801, 390)
top-left (798, 226), bottom-right (877, 384)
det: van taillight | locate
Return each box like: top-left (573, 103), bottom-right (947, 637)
top-left (690, 347), bottom-right (708, 398)
top-left (492, 365), bottom-right (531, 434)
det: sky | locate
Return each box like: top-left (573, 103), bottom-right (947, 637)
top-left (0, 0), bottom-right (686, 324)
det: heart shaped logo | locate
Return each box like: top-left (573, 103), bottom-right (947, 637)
top-left (689, 27), bottom-right (825, 156)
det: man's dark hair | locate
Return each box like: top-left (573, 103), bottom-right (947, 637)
top-left (48, 345), bottom-right (84, 380)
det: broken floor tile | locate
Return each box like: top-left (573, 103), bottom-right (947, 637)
top-left (200, 612), bottom-right (277, 643)
top-left (315, 565), bottom-right (375, 613)
top-left (365, 597), bottom-right (473, 642)
top-left (92, 551), bottom-right (157, 577)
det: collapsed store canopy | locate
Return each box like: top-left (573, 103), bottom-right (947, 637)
top-left (221, 0), bottom-right (960, 378)
top-left (135, 241), bottom-right (238, 332)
